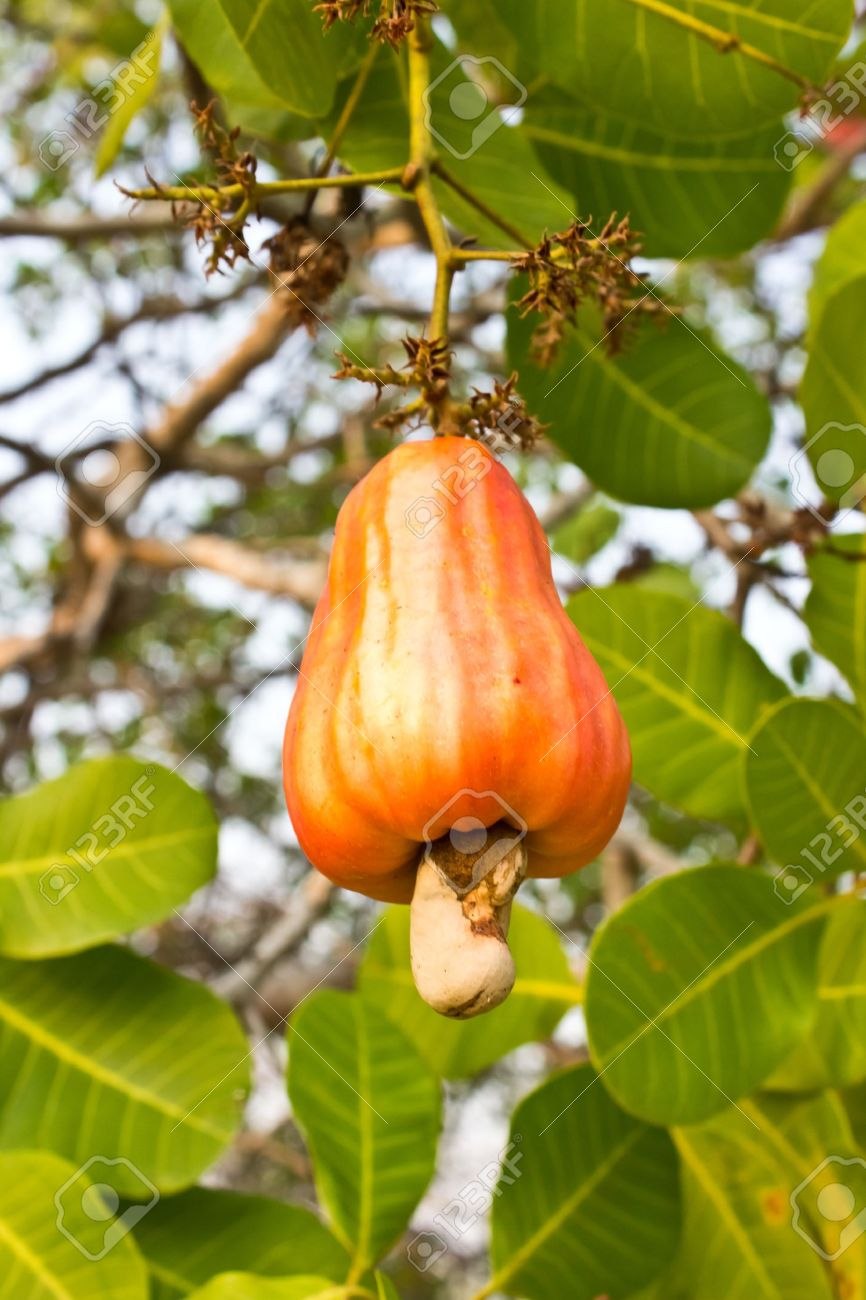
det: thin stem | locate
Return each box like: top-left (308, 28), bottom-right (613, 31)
top-left (317, 42), bottom-right (380, 179)
top-left (619, 0), bottom-right (817, 93)
top-left (452, 237), bottom-right (624, 266)
top-left (450, 248), bottom-right (520, 264)
top-left (407, 17), bottom-right (453, 340)
top-left (335, 361), bottom-right (416, 387)
top-left (433, 160), bottom-right (534, 250)
top-left (127, 167), bottom-right (406, 203)
top-left (430, 262), bottom-right (454, 340)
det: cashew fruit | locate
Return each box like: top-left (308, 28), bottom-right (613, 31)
top-left (283, 437), bottom-right (630, 1014)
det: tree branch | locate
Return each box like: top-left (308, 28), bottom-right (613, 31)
top-left (123, 533), bottom-right (327, 606)
top-left (214, 871), bottom-right (335, 1001)
top-left (773, 135), bottom-right (866, 241)
top-left (0, 208), bottom-right (179, 240)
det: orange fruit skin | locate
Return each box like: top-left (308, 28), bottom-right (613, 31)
top-left (283, 437), bottom-right (631, 902)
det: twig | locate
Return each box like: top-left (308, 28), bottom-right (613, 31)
top-left (602, 840), bottom-right (641, 912)
top-left (146, 293), bottom-right (297, 456)
top-left (774, 134), bottom-right (866, 240)
top-left (124, 534), bottom-right (327, 606)
top-left (433, 160), bottom-right (533, 250)
top-left (315, 43), bottom-right (380, 181)
top-left (126, 168), bottom-right (406, 204)
top-left (214, 872), bottom-right (335, 1000)
top-left (0, 208), bottom-right (179, 240)
top-left (0, 287), bottom-right (252, 407)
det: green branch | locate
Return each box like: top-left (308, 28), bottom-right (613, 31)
top-left (126, 167), bottom-right (406, 204)
top-left (406, 17), bottom-right (453, 341)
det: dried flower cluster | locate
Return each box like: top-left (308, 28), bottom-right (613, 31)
top-left (401, 336), bottom-right (452, 397)
top-left (120, 102), bottom-right (260, 276)
top-left (461, 374), bottom-right (547, 451)
top-left (333, 342), bottom-right (544, 448)
top-left (315, 0), bottom-right (438, 45)
top-left (186, 102), bottom-right (258, 276)
top-left (333, 335), bottom-right (450, 428)
top-left (513, 214), bottom-right (665, 364)
top-left (264, 219), bottom-right (350, 332)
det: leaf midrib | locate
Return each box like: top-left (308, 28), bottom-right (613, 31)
top-left (766, 723), bottom-right (866, 871)
top-left (675, 1129), bottom-right (777, 1297)
top-left (349, 1008), bottom-right (374, 1280)
top-left (486, 1127), bottom-right (641, 1293)
top-left (596, 892), bottom-right (836, 1065)
top-left (619, 0), bottom-right (841, 44)
top-left (0, 991), bottom-right (228, 1141)
top-left (581, 635), bottom-right (745, 747)
top-left (0, 1214), bottom-right (71, 1300)
top-left (585, 342), bottom-right (755, 473)
top-left (523, 122), bottom-right (773, 172)
top-left (0, 825), bottom-right (212, 879)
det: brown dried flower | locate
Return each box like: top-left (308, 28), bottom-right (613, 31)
top-left (513, 214), bottom-right (660, 364)
top-left (186, 101), bottom-right (258, 276)
top-left (264, 219), bottom-right (350, 332)
top-left (315, 0), bottom-right (438, 45)
top-left (463, 374), bottom-right (546, 450)
top-left (401, 335), bottom-right (452, 395)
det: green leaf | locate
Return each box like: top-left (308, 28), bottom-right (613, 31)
top-left (287, 990), bottom-right (440, 1274)
top-left (358, 905), bottom-right (580, 1078)
top-left (769, 901), bottom-right (866, 1090)
top-left (665, 1093), bottom-right (861, 1299)
top-left (166, 0), bottom-right (355, 118)
top-left (227, 103), bottom-right (319, 143)
top-left (487, 1063), bottom-right (680, 1300)
top-left (94, 14), bottom-right (166, 176)
top-left (809, 197), bottom-right (866, 332)
top-left (805, 535), bottom-right (866, 706)
top-left (134, 1188), bottom-right (349, 1300)
top-left (842, 1076), bottom-right (866, 1150)
top-left (186, 1278), bottom-right (357, 1300)
top-left (632, 563), bottom-right (702, 603)
top-left (494, 0), bottom-right (852, 138)
top-left (443, 0), bottom-right (519, 65)
top-left (0, 1150), bottom-right (148, 1299)
top-left (0, 946), bottom-right (249, 1192)
top-left (745, 697), bottom-right (866, 885)
top-left (508, 304), bottom-right (772, 509)
top-left (550, 499), bottom-right (620, 565)
top-left (800, 275), bottom-right (866, 500)
top-left (524, 90), bottom-right (790, 258)
top-left (567, 586), bottom-right (785, 822)
top-left (585, 864), bottom-right (828, 1125)
top-left (0, 757), bottom-right (217, 957)
top-left (741, 1092), bottom-right (865, 1293)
